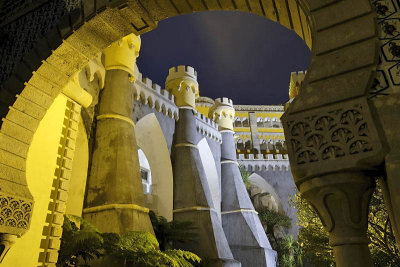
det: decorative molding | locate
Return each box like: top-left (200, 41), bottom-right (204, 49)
top-left (0, 193), bottom-right (33, 231)
top-left (283, 97), bottom-right (385, 182)
top-left (288, 103), bottom-right (372, 165)
top-left (234, 105), bottom-right (285, 112)
top-left (38, 99), bottom-right (81, 266)
top-left (370, 0), bottom-right (400, 99)
top-left (82, 203), bottom-right (149, 214)
top-left (97, 113), bottom-right (135, 127)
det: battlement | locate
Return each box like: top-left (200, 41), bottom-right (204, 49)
top-left (290, 70), bottom-right (306, 75)
top-left (166, 65), bottom-right (197, 83)
top-left (133, 70), bottom-right (179, 120)
top-left (237, 153), bottom-right (289, 160)
top-left (215, 97), bottom-right (233, 107)
top-left (195, 112), bottom-right (222, 143)
top-left (237, 153), bottom-right (290, 172)
top-left (195, 112), bottom-right (218, 129)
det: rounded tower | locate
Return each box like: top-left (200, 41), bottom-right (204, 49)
top-left (103, 33), bottom-right (141, 79)
top-left (208, 97), bottom-right (235, 131)
top-left (165, 65), bottom-right (199, 108)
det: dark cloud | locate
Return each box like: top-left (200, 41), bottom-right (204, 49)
top-left (137, 11), bottom-right (310, 105)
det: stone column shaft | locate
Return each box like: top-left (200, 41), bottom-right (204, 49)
top-left (83, 34), bottom-right (153, 235)
top-left (167, 66), bottom-right (239, 266)
top-left (210, 98), bottom-right (277, 267)
top-left (299, 172), bottom-right (375, 267)
top-left (249, 112), bottom-right (261, 153)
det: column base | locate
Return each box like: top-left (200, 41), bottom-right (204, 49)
top-left (174, 209), bottom-right (238, 264)
top-left (222, 211), bottom-right (276, 267)
top-left (82, 205), bottom-right (154, 234)
top-left (230, 246), bottom-right (277, 267)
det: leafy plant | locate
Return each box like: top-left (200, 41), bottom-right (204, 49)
top-left (258, 210), bottom-right (302, 267)
top-left (291, 193), bottom-right (335, 267)
top-left (275, 235), bottom-right (303, 267)
top-left (368, 179), bottom-right (400, 266)
top-left (149, 211), bottom-right (198, 251)
top-left (238, 164), bottom-right (251, 189)
top-left (57, 214), bottom-right (201, 267)
top-left (259, 210), bottom-right (292, 233)
top-left (57, 215), bottom-right (103, 267)
top-left (291, 180), bottom-right (400, 267)
top-left (102, 231), bottom-right (200, 267)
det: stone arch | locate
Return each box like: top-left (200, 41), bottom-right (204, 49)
top-left (257, 116), bottom-right (264, 127)
top-left (271, 117), bottom-right (280, 128)
top-left (0, 0), bottom-right (380, 264)
top-left (242, 117), bottom-right (250, 127)
top-left (264, 117), bottom-right (271, 128)
top-left (260, 139), bottom-right (268, 152)
top-left (244, 138), bottom-right (252, 150)
top-left (236, 138), bottom-right (245, 151)
top-left (135, 113), bottom-right (173, 221)
top-left (234, 116), bottom-right (242, 127)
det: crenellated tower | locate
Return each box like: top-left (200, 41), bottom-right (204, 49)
top-left (209, 97), bottom-right (235, 131)
top-left (166, 66), bottom-right (240, 266)
top-left (165, 65), bottom-right (199, 108)
top-left (83, 34), bottom-right (154, 245)
top-left (210, 98), bottom-right (277, 267)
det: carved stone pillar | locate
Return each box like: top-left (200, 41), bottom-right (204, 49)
top-left (167, 66), bottom-right (240, 266)
top-left (299, 172), bottom-right (375, 266)
top-left (83, 34), bottom-right (154, 234)
top-left (209, 98), bottom-right (276, 267)
top-left (282, 97), bottom-right (386, 267)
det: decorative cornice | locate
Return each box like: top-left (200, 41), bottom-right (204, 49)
top-left (234, 105), bottom-right (285, 112)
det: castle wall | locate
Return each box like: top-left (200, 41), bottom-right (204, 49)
top-left (254, 168), bottom-right (299, 238)
top-left (132, 100), bottom-right (175, 153)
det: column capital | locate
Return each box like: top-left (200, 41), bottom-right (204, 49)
top-left (209, 98), bottom-right (235, 131)
top-left (165, 65), bottom-right (199, 109)
top-left (103, 33), bottom-right (141, 79)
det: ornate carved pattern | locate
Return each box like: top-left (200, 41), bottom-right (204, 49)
top-left (0, 194), bottom-right (33, 230)
top-left (370, 0), bottom-right (400, 99)
top-left (287, 104), bottom-right (373, 165)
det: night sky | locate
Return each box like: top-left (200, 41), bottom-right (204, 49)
top-left (136, 11), bottom-right (310, 105)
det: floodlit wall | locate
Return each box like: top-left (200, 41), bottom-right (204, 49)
top-left (2, 94), bottom-right (68, 266)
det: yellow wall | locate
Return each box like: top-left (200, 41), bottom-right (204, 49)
top-left (2, 94), bottom-right (68, 267)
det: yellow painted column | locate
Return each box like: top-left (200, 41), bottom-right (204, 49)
top-left (83, 34), bottom-right (154, 236)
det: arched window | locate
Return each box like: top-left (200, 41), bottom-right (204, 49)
top-left (267, 140), bottom-right (275, 151)
top-left (272, 117), bottom-right (280, 128)
top-left (242, 117), bottom-right (250, 127)
top-left (260, 139), bottom-right (268, 152)
top-left (236, 139), bottom-right (245, 150)
top-left (234, 117), bottom-right (242, 127)
top-left (275, 140), bottom-right (283, 151)
top-left (264, 117), bottom-right (271, 128)
top-left (244, 139), bottom-right (252, 150)
top-left (257, 117), bottom-right (264, 127)
top-left (138, 148), bottom-right (152, 194)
